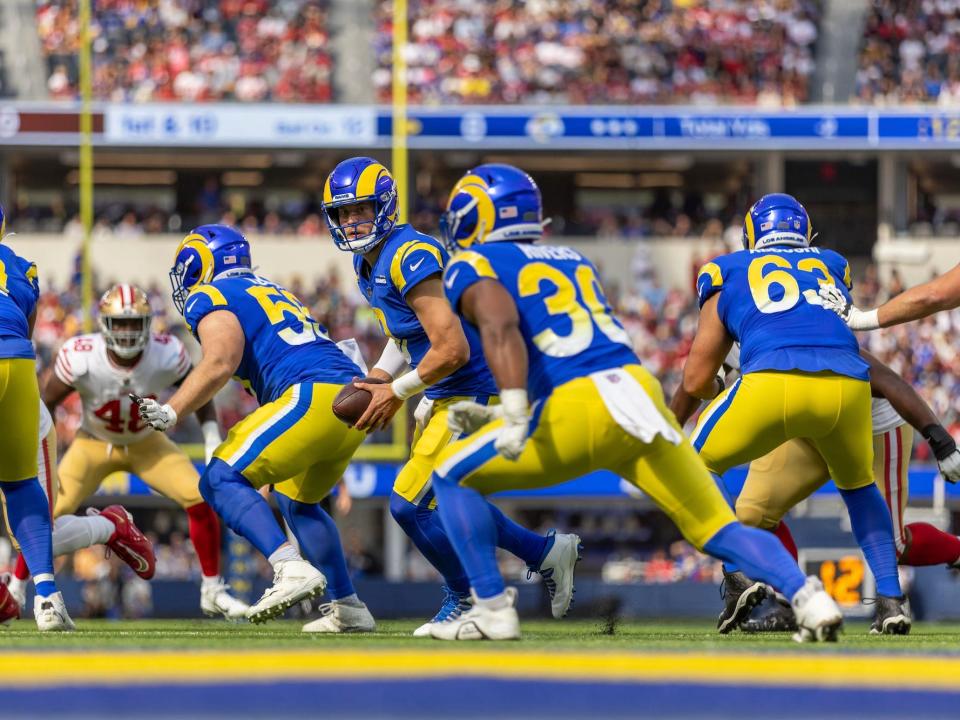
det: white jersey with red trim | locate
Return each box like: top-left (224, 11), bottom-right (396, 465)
top-left (54, 332), bottom-right (191, 445)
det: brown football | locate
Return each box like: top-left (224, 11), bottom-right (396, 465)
top-left (332, 377), bottom-right (388, 426)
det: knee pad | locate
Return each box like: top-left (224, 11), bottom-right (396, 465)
top-left (389, 491), bottom-right (419, 531)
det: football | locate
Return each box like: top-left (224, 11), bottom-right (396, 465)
top-left (332, 377), bottom-right (389, 426)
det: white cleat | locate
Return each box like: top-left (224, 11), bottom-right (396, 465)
top-left (7, 575), bottom-right (26, 610)
top-left (246, 559), bottom-right (327, 624)
top-left (413, 585), bottom-right (473, 637)
top-left (535, 532), bottom-right (582, 619)
top-left (429, 587), bottom-right (520, 641)
top-left (302, 600), bottom-right (376, 633)
top-left (791, 576), bottom-right (843, 643)
top-left (201, 580), bottom-right (250, 621)
top-left (34, 592), bottom-right (75, 632)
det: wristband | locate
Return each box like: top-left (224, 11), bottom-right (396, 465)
top-left (391, 369), bottom-right (429, 400)
top-left (850, 307), bottom-right (880, 331)
top-left (922, 423), bottom-right (956, 461)
top-left (373, 340), bottom-right (408, 378)
top-left (713, 373), bottom-right (725, 398)
top-left (499, 388), bottom-right (529, 422)
top-left (201, 420), bottom-right (222, 447)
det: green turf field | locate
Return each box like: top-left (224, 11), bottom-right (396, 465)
top-left (2, 618), bottom-right (960, 652)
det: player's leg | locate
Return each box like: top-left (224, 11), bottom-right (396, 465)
top-left (0, 360), bottom-right (71, 630)
top-left (235, 382), bottom-right (366, 623)
top-left (129, 432), bottom-right (246, 618)
top-left (809, 375), bottom-right (909, 634)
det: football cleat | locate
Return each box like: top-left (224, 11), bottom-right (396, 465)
top-left (201, 580), bottom-right (250, 621)
top-left (6, 575), bottom-right (26, 610)
top-left (740, 598), bottom-right (798, 633)
top-left (302, 600), bottom-right (376, 633)
top-left (247, 559), bottom-right (327, 624)
top-left (717, 569), bottom-right (767, 634)
top-left (870, 595), bottom-right (912, 635)
top-left (429, 587), bottom-right (520, 641)
top-left (92, 505), bottom-right (156, 580)
top-left (413, 585), bottom-right (473, 637)
top-left (791, 576), bottom-right (842, 643)
top-left (531, 531), bottom-right (582, 619)
top-left (0, 578), bottom-right (20, 626)
top-left (34, 592), bottom-right (75, 632)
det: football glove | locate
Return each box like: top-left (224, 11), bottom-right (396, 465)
top-left (923, 424), bottom-right (960, 484)
top-left (817, 284), bottom-right (880, 330)
top-left (131, 394), bottom-right (177, 431)
top-left (494, 389), bottom-right (529, 461)
top-left (447, 401), bottom-right (502, 436)
top-left (413, 396), bottom-right (435, 434)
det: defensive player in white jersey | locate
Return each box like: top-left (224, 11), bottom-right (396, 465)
top-left (39, 284), bottom-right (248, 619)
top-left (4, 400), bottom-right (156, 613)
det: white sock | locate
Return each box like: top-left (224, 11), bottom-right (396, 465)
top-left (335, 593), bottom-right (362, 608)
top-left (52, 514), bottom-right (115, 557)
top-left (267, 544), bottom-right (301, 569)
top-left (201, 575), bottom-right (223, 589)
top-left (473, 591), bottom-right (510, 610)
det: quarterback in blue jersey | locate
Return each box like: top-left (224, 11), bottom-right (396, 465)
top-left (137, 224), bottom-right (375, 632)
top-left (0, 206), bottom-right (73, 630)
top-left (322, 157), bottom-right (578, 635)
top-left (676, 193), bottom-right (909, 634)
top-left (427, 165), bottom-right (843, 642)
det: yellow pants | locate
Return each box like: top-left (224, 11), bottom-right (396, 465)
top-left (743, 424), bottom-right (913, 553)
top-left (433, 365), bottom-right (735, 550)
top-left (55, 430), bottom-right (203, 515)
top-left (214, 382), bottom-right (365, 504)
top-left (393, 395), bottom-right (496, 506)
top-left (0, 358), bottom-right (40, 482)
top-left (691, 371), bottom-right (874, 492)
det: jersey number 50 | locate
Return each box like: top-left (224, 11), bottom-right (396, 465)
top-left (748, 255), bottom-right (840, 315)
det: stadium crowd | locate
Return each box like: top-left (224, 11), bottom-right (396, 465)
top-left (373, 0), bottom-right (822, 106)
top-left (36, 0), bottom-right (334, 102)
top-left (856, 0), bottom-right (960, 106)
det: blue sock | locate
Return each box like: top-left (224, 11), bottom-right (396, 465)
top-left (3, 478), bottom-right (56, 597)
top-left (199, 459), bottom-right (286, 559)
top-left (486, 503), bottom-right (548, 567)
top-left (711, 473), bottom-right (742, 575)
top-left (275, 494), bottom-right (355, 600)
top-left (389, 492), bottom-right (470, 594)
top-left (840, 485), bottom-right (902, 597)
top-left (431, 475), bottom-right (504, 599)
top-left (704, 522), bottom-right (806, 598)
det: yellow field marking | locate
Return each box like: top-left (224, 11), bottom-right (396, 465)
top-left (3, 650), bottom-right (960, 690)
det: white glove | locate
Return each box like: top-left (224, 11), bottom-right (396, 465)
top-left (201, 420), bottom-right (222, 465)
top-left (132, 394), bottom-right (177, 431)
top-left (447, 401), bottom-right (503, 436)
top-left (817, 284), bottom-right (880, 330)
top-left (413, 396), bottom-right (435, 434)
top-left (938, 449), bottom-right (960, 484)
top-left (494, 389), bottom-right (529, 461)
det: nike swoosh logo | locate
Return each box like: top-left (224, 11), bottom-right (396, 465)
top-left (185, 298), bottom-right (199, 315)
top-left (116, 541), bottom-right (151, 574)
top-left (445, 269), bottom-right (460, 289)
top-left (409, 257), bottom-right (426, 272)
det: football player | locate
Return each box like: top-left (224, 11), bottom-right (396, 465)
top-left (40, 283), bottom-right (248, 620)
top-left (674, 345), bottom-right (960, 633)
top-left (321, 157), bottom-right (580, 635)
top-left (424, 165), bottom-right (842, 642)
top-left (678, 193), bottom-right (909, 635)
top-left (137, 225), bottom-right (374, 632)
top-left (0, 205), bottom-right (72, 630)
top-left (5, 399), bottom-right (155, 613)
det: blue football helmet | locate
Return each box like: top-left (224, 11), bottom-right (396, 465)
top-left (742, 193), bottom-right (812, 250)
top-left (169, 224), bottom-right (251, 315)
top-left (440, 164), bottom-right (543, 252)
top-left (322, 157), bottom-right (399, 253)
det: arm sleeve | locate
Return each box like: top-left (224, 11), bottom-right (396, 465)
top-left (372, 339), bottom-right (409, 378)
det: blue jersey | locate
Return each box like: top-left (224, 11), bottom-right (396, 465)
top-left (443, 242), bottom-right (638, 402)
top-left (696, 247), bottom-right (868, 380)
top-left (183, 271), bottom-right (360, 404)
top-left (355, 224), bottom-right (496, 399)
top-left (0, 245), bottom-right (39, 360)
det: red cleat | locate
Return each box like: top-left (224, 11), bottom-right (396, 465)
top-left (97, 505), bottom-right (156, 580)
top-left (0, 579), bottom-right (20, 625)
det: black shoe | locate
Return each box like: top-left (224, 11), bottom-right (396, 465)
top-left (717, 570), bottom-right (767, 634)
top-left (740, 598), bottom-right (798, 633)
top-left (869, 595), bottom-right (911, 635)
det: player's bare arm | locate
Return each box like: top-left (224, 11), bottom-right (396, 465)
top-left (862, 349), bottom-right (960, 481)
top-left (681, 294), bottom-right (734, 400)
top-left (670, 384), bottom-right (704, 427)
top-left (138, 311), bottom-right (243, 430)
top-left (354, 276), bottom-right (469, 432)
top-left (820, 263), bottom-right (960, 330)
top-left (42, 369), bottom-right (73, 416)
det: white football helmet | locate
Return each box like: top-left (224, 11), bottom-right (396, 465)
top-left (98, 283), bottom-right (152, 359)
